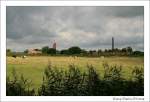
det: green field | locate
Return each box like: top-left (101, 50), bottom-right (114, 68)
top-left (7, 56), bottom-right (144, 90)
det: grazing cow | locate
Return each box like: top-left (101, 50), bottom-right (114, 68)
top-left (100, 56), bottom-right (105, 59)
top-left (22, 55), bottom-right (27, 59)
top-left (12, 55), bottom-right (17, 58)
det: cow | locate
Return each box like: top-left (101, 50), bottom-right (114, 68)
top-left (12, 55), bottom-right (17, 58)
top-left (22, 55), bottom-right (27, 59)
top-left (100, 56), bottom-right (105, 59)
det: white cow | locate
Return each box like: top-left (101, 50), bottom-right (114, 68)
top-left (100, 56), bottom-right (105, 59)
top-left (22, 55), bottom-right (27, 59)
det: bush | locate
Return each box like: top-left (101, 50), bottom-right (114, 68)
top-left (38, 63), bottom-right (144, 96)
top-left (86, 65), bottom-right (101, 95)
top-left (38, 63), bottom-right (64, 96)
top-left (63, 65), bottom-right (86, 95)
top-left (123, 66), bottom-right (144, 96)
top-left (38, 64), bottom-right (86, 96)
top-left (6, 69), bottom-right (35, 96)
top-left (7, 63), bottom-right (144, 96)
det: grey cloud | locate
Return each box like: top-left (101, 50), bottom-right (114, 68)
top-left (110, 6), bottom-right (144, 18)
top-left (6, 6), bottom-right (144, 51)
top-left (94, 6), bottom-right (144, 18)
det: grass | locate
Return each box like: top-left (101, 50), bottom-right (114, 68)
top-left (7, 56), bottom-right (144, 91)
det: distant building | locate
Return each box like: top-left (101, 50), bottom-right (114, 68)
top-left (27, 49), bottom-right (42, 55)
top-left (53, 41), bottom-right (56, 50)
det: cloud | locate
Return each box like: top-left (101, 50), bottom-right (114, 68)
top-left (6, 6), bottom-right (144, 51)
top-left (108, 6), bottom-right (144, 18)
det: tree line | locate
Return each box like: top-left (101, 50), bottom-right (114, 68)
top-left (6, 46), bottom-right (144, 57)
top-left (40, 46), bottom-right (143, 57)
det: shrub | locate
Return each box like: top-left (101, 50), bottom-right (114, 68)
top-left (38, 63), bottom-right (144, 96)
top-left (63, 65), bottom-right (86, 95)
top-left (103, 63), bottom-right (123, 81)
top-left (6, 69), bottom-right (35, 96)
top-left (86, 65), bottom-right (101, 96)
top-left (123, 66), bottom-right (144, 96)
top-left (38, 63), bottom-right (65, 96)
top-left (38, 64), bottom-right (86, 96)
top-left (102, 63), bottom-right (125, 95)
top-left (7, 63), bottom-right (144, 96)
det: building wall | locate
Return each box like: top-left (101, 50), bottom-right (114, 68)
top-left (27, 49), bottom-right (42, 55)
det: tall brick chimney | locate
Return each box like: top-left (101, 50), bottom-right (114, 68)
top-left (112, 37), bottom-right (114, 50)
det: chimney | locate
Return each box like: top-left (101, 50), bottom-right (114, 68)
top-left (112, 37), bottom-right (114, 50)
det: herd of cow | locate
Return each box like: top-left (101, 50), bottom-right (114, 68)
top-left (12, 55), bottom-right (27, 59)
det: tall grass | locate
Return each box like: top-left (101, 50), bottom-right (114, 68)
top-left (7, 63), bottom-right (144, 96)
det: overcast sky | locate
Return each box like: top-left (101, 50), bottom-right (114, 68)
top-left (6, 6), bottom-right (144, 52)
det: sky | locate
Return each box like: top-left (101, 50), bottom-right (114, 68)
top-left (6, 6), bottom-right (144, 52)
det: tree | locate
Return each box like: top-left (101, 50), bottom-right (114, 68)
top-left (42, 46), bottom-right (49, 54)
top-left (98, 49), bottom-right (102, 55)
top-left (6, 49), bottom-right (11, 53)
top-left (104, 49), bottom-right (108, 53)
top-left (24, 49), bottom-right (28, 54)
top-left (126, 46), bottom-right (133, 55)
top-left (121, 48), bottom-right (127, 53)
top-left (80, 49), bottom-right (88, 56)
top-left (47, 48), bottom-right (56, 55)
top-left (133, 51), bottom-right (144, 56)
top-left (60, 49), bottom-right (69, 55)
top-left (68, 46), bottom-right (82, 55)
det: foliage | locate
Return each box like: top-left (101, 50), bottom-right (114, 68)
top-left (103, 63), bottom-right (123, 81)
top-left (38, 63), bottom-right (64, 95)
top-left (24, 49), bottom-right (28, 54)
top-left (7, 46), bottom-right (144, 57)
top-left (7, 56), bottom-right (144, 92)
top-left (68, 46), bottom-right (82, 55)
top-left (42, 46), bottom-right (56, 55)
top-left (132, 51), bottom-right (144, 56)
top-left (6, 49), bottom-right (11, 53)
top-left (38, 63), bottom-right (144, 96)
top-left (6, 68), bottom-right (35, 96)
top-left (42, 46), bottom-right (49, 54)
top-left (38, 63), bottom-right (86, 96)
top-left (60, 49), bottom-right (69, 55)
top-left (86, 65), bottom-right (101, 95)
top-left (6, 55), bottom-right (144, 96)
top-left (122, 67), bottom-right (144, 96)
top-left (47, 48), bottom-right (56, 54)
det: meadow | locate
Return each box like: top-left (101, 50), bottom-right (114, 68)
top-left (7, 56), bottom-right (144, 91)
